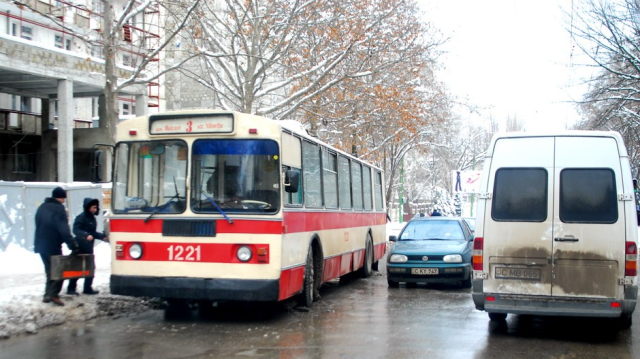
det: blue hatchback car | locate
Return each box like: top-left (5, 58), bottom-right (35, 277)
top-left (387, 217), bottom-right (474, 288)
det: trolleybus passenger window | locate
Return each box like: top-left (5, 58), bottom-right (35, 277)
top-left (302, 141), bottom-right (322, 207)
top-left (338, 156), bottom-right (352, 209)
top-left (352, 162), bottom-right (363, 209)
top-left (374, 171), bottom-right (384, 210)
top-left (363, 166), bottom-right (373, 210)
top-left (323, 149), bottom-right (338, 208)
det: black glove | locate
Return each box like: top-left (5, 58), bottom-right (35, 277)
top-left (70, 246), bottom-right (80, 256)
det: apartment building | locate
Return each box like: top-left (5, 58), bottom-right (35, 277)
top-left (0, 0), bottom-right (159, 182)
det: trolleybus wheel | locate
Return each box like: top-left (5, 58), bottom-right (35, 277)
top-left (299, 248), bottom-right (315, 308)
top-left (360, 235), bottom-right (374, 278)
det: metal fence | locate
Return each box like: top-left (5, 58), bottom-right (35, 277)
top-left (0, 182), bottom-right (104, 252)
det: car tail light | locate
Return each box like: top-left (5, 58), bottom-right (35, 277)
top-left (473, 237), bottom-right (483, 271)
top-left (625, 241), bottom-right (637, 276)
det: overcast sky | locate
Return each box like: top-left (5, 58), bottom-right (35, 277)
top-left (420, 0), bottom-right (594, 132)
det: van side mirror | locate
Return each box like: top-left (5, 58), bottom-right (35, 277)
top-left (284, 170), bottom-right (300, 193)
top-left (388, 235), bottom-right (397, 242)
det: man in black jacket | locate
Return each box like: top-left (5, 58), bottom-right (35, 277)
top-left (34, 187), bottom-right (78, 306)
top-left (67, 198), bottom-right (108, 295)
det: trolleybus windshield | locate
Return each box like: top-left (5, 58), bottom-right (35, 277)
top-left (190, 139), bottom-right (280, 214)
top-left (113, 140), bottom-right (188, 214)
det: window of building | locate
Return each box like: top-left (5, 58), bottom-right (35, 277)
top-left (123, 54), bottom-right (130, 66)
top-left (21, 26), bottom-right (33, 40)
top-left (55, 34), bottom-right (63, 48)
top-left (11, 23), bottom-right (17, 37)
top-left (560, 168), bottom-right (618, 223)
top-left (21, 97), bottom-right (31, 112)
top-left (123, 103), bottom-right (130, 115)
top-left (13, 142), bottom-right (34, 173)
top-left (492, 168), bottom-right (547, 222)
top-left (65, 39), bottom-right (71, 50)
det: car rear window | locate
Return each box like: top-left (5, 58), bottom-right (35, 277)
top-left (492, 168), bottom-right (547, 222)
top-left (560, 168), bottom-right (618, 223)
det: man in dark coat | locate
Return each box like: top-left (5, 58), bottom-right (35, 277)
top-left (34, 186), bottom-right (78, 306)
top-left (67, 198), bottom-right (109, 295)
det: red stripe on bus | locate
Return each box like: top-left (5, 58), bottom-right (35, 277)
top-left (283, 212), bottom-right (387, 233)
top-left (115, 242), bottom-right (270, 264)
top-left (110, 219), bottom-right (283, 234)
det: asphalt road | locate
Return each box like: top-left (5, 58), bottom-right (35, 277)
top-left (1, 257), bottom-right (639, 359)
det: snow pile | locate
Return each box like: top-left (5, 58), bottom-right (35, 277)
top-left (0, 242), bottom-right (153, 339)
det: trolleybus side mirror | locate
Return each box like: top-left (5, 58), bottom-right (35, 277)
top-left (284, 170), bottom-right (300, 193)
top-left (93, 150), bottom-right (103, 182)
top-left (92, 144), bottom-right (115, 184)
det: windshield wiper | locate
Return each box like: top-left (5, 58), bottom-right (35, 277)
top-left (201, 190), bottom-right (234, 224)
top-left (144, 176), bottom-right (181, 223)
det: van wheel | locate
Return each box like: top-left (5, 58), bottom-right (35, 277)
top-left (619, 314), bottom-right (632, 330)
top-left (489, 313), bottom-right (507, 322)
top-left (387, 278), bottom-right (399, 287)
top-left (360, 235), bottom-right (374, 278)
top-left (298, 248), bottom-right (315, 308)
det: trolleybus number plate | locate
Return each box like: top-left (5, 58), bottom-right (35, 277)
top-left (167, 245), bottom-right (202, 261)
top-left (494, 267), bottom-right (541, 280)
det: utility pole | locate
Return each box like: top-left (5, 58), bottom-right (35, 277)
top-left (399, 159), bottom-right (404, 222)
top-left (470, 153), bottom-right (476, 217)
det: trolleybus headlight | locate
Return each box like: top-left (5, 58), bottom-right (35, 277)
top-left (237, 246), bottom-right (252, 262)
top-left (129, 243), bottom-right (143, 259)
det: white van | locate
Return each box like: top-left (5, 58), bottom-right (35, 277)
top-left (472, 131), bottom-right (638, 328)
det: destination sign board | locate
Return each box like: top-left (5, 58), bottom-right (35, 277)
top-left (149, 114), bottom-right (234, 135)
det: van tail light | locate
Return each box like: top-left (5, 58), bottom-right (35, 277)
top-left (625, 241), bottom-right (637, 276)
top-left (473, 237), bottom-right (484, 271)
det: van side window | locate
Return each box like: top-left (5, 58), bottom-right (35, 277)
top-left (492, 168), bottom-right (547, 221)
top-left (560, 168), bottom-right (618, 223)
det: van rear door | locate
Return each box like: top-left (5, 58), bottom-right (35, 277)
top-left (483, 136), bottom-right (554, 296)
top-left (551, 136), bottom-right (626, 299)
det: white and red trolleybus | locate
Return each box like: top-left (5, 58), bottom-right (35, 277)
top-left (107, 110), bottom-right (387, 306)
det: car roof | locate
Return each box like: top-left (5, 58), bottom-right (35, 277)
top-left (409, 217), bottom-right (461, 222)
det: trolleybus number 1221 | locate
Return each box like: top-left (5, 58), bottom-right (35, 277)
top-left (167, 245), bottom-right (202, 261)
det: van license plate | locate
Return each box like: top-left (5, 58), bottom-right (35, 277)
top-left (494, 267), bottom-right (541, 280)
top-left (411, 268), bottom-right (438, 275)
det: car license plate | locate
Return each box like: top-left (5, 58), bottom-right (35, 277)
top-left (411, 268), bottom-right (438, 275)
top-left (494, 267), bottom-right (541, 280)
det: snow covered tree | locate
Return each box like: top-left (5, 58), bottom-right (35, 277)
top-left (569, 0), bottom-right (640, 168)
top-left (431, 187), bottom-right (455, 217)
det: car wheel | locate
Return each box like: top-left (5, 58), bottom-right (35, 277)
top-left (387, 278), bottom-right (399, 287)
top-left (488, 313), bottom-right (507, 322)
